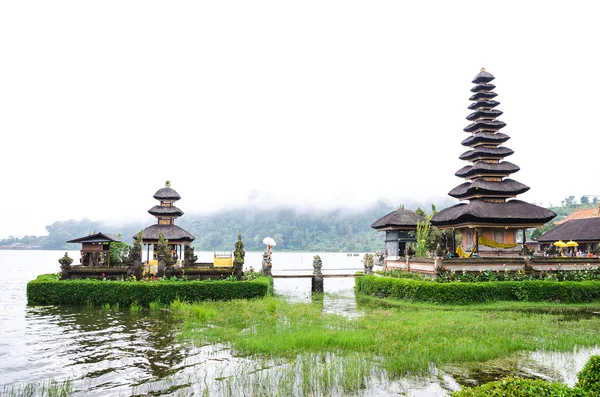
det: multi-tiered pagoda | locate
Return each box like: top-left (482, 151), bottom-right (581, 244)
top-left (138, 181), bottom-right (195, 263)
top-left (431, 69), bottom-right (556, 257)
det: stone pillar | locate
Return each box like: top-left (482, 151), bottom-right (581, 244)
top-left (59, 252), bottom-right (73, 280)
top-left (363, 253), bottom-right (374, 275)
top-left (311, 255), bottom-right (323, 293)
top-left (261, 251), bottom-right (272, 277)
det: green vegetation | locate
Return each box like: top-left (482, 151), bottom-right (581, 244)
top-left (356, 275), bottom-right (600, 304)
top-left (452, 376), bottom-right (586, 397)
top-left (577, 355), bottom-right (600, 395)
top-left (1, 378), bottom-right (73, 397)
top-left (26, 274), bottom-right (273, 306)
top-left (175, 297), bottom-right (600, 378)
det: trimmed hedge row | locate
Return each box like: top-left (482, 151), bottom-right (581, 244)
top-left (27, 274), bottom-right (273, 306)
top-left (356, 275), bottom-right (600, 304)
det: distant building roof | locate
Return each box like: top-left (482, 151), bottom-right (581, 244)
top-left (67, 232), bottom-right (123, 244)
top-left (555, 205), bottom-right (600, 225)
top-left (371, 209), bottom-right (426, 230)
top-left (537, 218), bottom-right (600, 243)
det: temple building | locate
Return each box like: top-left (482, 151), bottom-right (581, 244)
top-left (371, 208), bottom-right (424, 258)
top-left (67, 232), bottom-right (123, 266)
top-left (137, 181), bottom-right (195, 264)
top-left (431, 69), bottom-right (556, 257)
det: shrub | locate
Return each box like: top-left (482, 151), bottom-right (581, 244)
top-left (27, 274), bottom-right (273, 306)
top-left (356, 275), bottom-right (600, 304)
top-left (451, 376), bottom-right (586, 397)
top-left (577, 355), bottom-right (600, 395)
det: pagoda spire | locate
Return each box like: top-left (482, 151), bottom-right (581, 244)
top-left (449, 69), bottom-right (529, 202)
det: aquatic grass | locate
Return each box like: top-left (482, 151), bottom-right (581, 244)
top-left (129, 301), bottom-right (142, 313)
top-left (1, 378), bottom-right (73, 397)
top-left (178, 297), bottom-right (600, 376)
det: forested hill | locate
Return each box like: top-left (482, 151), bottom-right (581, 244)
top-left (0, 202), bottom-right (401, 252)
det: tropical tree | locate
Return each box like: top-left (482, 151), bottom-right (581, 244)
top-left (157, 232), bottom-right (175, 266)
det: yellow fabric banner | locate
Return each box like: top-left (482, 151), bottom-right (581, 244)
top-left (214, 257), bottom-right (233, 267)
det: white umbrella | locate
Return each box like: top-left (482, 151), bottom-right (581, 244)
top-left (263, 236), bottom-right (277, 246)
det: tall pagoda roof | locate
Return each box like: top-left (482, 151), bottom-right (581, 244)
top-left (153, 182), bottom-right (181, 201)
top-left (148, 205), bottom-right (184, 217)
top-left (431, 68), bottom-right (556, 228)
top-left (137, 224), bottom-right (195, 242)
top-left (371, 209), bottom-right (426, 230)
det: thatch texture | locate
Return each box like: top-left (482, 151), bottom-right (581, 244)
top-left (466, 109), bottom-right (503, 121)
top-left (67, 232), bottom-right (123, 244)
top-left (461, 132), bottom-right (510, 147)
top-left (448, 179), bottom-right (530, 199)
top-left (463, 119), bottom-right (506, 133)
top-left (469, 91), bottom-right (498, 101)
top-left (455, 161), bottom-right (520, 178)
top-left (153, 187), bottom-right (181, 201)
top-left (460, 146), bottom-right (514, 161)
top-left (472, 70), bottom-right (495, 84)
top-left (470, 83), bottom-right (496, 92)
top-left (431, 200), bottom-right (556, 227)
top-left (536, 218), bottom-right (600, 243)
top-left (371, 209), bottom-right (426, 230)
top-left (138, 224), bottom-right (195, 242)
top-left (468, 100), bottom-right (500, 110)
top-left (148, 205), bottom-right (184, 217)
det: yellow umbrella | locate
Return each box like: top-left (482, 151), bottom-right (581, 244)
top-left (553, 240), bottom-right (567, 248)
top-left (566, 240), bottom-right (579, 247)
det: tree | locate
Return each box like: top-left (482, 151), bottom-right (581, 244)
top-left (581, 195), bottom-right (590, 205)
top-left (105, 234), bottom-right (130, 266)
top-left (594, 197), bottom-right (599, 205)
top-left (156, 232), bottom-right (174, 266)
top-left (562, 196), bottom-right (577, 208)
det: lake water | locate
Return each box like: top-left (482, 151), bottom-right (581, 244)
top-left (1, 250), bottom-right (598, 396)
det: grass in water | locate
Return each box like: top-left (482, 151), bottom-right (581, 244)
top-left (1, 378), bottom-right (73, 397)
top-left (174, 297), bottom-right (600, 376)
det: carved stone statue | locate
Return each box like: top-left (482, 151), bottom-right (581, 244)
top-left (261, 250), bottom-right (272, 276)
top-left (59, 252), bottom-right (73, 280)
top-left (233, 233), bottom-right (245, 280)
top-left (363, 253), bottom-right (374, 275)
top-left (312, 255), bottom-right (323, 293)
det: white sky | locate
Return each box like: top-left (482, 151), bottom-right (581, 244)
top-left (1, 0), bottom-right (599, 238)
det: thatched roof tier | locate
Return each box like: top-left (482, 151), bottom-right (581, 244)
top-left (466, 109), bottom-right (503, 121)
top-left (536, 218), bottom-right (600, 243)
top-left (67, 232), bottom-right (123, 244)
top-left (148, 205), bottom-right (184, 217)
top-left (468, 100), bottom-right (500, 110)
top-left (472, 70), bottom-right (495, 84)
top-left (463, 120), bottom-right (506, 133)
top-left (470, 83), bottom-right (496, 93)
top-left (469, 91), bottom-right (498, 101)
top-left (448, 179), bottom-right (530, 200)
top-left (138, 224), bottom-right (195, 242)
top-left (461, 132), bottom-right (509, 147)
top-left (459, 146), bottom-right (514, 161)
top-left (455, 161), bottom-right (520, 178)
top-left (153, 187), bottom-right (181, 201)
top-left (431, 200), bottom-right (556, 228)
top-left (371, 209), bottom-right (426, 230)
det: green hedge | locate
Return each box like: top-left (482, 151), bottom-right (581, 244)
top-left (577, 355), bottom-right (600, 395)
top-left (451, 376), bottom-right (586, 397)
top-left (27, 274), bottom-right (273, 306)
top-left (356, 275), bottom-right (600, 304)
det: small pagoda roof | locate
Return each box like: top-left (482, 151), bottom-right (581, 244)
top-left (537, 218), bottom-right (600, 243)
top-left (470, 83), bottom-right (496, 93)
top-left (448, 179), bottom-right (530, 200)
top-left (469, 91), bottom-right (498, 101)
top-left (67, 232), bottom-right (123, 244)
top-left (468, 100), bottom-right (500, 110)
top-left (455, 161), bottom-right (520, 178)
top-left (138, 224), bottom-right (195, 242)
top-left (148, 205), bottom-right (184, 217)
top-left (461, 132), bottom-right (510, 147)
top-left (459, 146), bottom-right (514, 161)
top-left (472, 69), bottom-right (495, 84)
top-left (463, 120), bottom-right (506, 133)
top-left (466, 109), bottom-right (503, 121)
top-left (371, 209), bottom-right (426, 230)
top-left (153, 187), bottom-right (181, 201)
top-left (431, 200), bottom-right (556, 228)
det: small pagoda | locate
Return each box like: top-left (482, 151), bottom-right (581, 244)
top-left (371, 208), bottom-right (425, 258)
top-left (431, 69), bottom-right (556, 257)
top-left (137, 181), bottom-right (195, 263)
